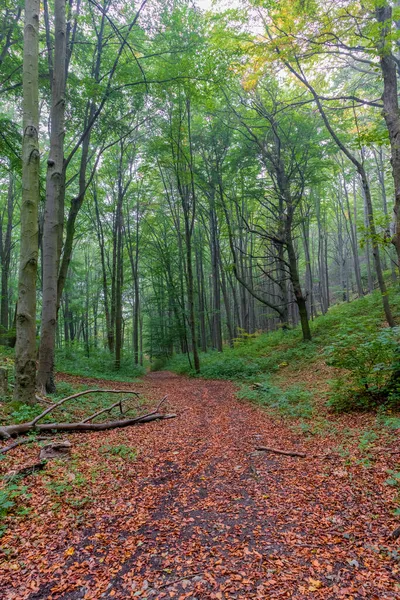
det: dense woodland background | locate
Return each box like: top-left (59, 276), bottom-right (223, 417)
top-left (2, 0), bottom-right (400, 403)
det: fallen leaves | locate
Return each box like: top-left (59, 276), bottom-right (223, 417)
top-left (0, 371), bottom-right (399, 599)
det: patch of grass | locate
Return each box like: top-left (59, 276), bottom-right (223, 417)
top-left (45, 460), bottom-right (91, 510)
top-left (99, 444), bottom-right (137, 461)
top-left (379, 415), bottom-right (400, 430)
top-left (237, 377), bottom-right (314, 419)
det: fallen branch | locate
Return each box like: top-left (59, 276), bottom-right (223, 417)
top-left (256, 446), bottom-right (306, 458)
top-left (35, 395), bottom-right (54, 405)
top-left (1, 436), bottom-right (49, 454)
top-left (0, 412), bottom-right (176, 438)
top-left (31, 389), bottom-right (140, 426)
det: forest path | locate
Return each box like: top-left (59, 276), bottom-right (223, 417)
top-left (1, 372), bottom-right (399, 599)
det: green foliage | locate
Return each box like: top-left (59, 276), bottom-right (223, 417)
top-left (0, 484), bottom-right (31, 534)
top-left (237, 378), bottom-right (313, 419)
top-left (45, 462), bottom-right (90, 509)
top-left (166, 350), bottom-right (263, 380)
top-left (233, 328), bottom-right (258, 347)
top-left (99, 444), bottom-right (137, 461)
top-left (9, 403), bottom-right (43, 424)
top-left (325, 327), bottom-right (400, 411)
top-left (56, 347), bottom-right (146, 382)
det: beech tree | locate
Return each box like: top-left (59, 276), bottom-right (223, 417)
top-left (14, 0), bottom-right (40, 404)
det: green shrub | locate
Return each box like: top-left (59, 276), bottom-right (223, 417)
top-left (325, 327), bottom-right (400, 411)
top-left (199, 354), bottom-right (261, 380)
top-left (166, 350), bottom-right (263, 380)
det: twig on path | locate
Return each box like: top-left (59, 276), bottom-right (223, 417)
top-left (157, 571), bottom-right (203, 590)
top-left (256, 446), bottom-right (306, 458)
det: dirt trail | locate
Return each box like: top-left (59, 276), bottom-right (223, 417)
top-left (0, 372), bottom-right (399, 599)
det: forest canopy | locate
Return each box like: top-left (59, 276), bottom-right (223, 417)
top-left (0, 0), bottom-right (399, 400)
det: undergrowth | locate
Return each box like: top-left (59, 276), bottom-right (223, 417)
top-left (56, 346), bottom-right (146, 381)
top-left (237, 377), bottom-right (314, 419)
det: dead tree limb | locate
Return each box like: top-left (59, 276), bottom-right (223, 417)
top-left (1, 436), bottom-right (49, 454)
top-left (0, 412), bottom-right (176, 438)
top-left (256, 446), bottom-right (307, 458)
top-left (31, 389), bottom-right (140, 426)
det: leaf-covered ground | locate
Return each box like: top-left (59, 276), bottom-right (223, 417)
top-left (1, 371), bottom-right (400, 599)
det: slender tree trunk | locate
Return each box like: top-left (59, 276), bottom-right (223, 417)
top-left (301, 216), bottom-right (314, 318)
top-left (360, 165), bottom-right (395, 326)
top-left (37, 0), bottom-right (66, 393)
top-left (286, 233), bottom-right (312, 341)
top-left (15, 0), bottom-right (40, 403)
top-left (195, 236), bottom-right (207, 352)
top-left (0, 171), bottom-right (14, 345)
top-left (376, 3), bottom-right (400, 272)
top-left (210, 198), bottom-right (222, 351)
top-left (114, 175), bottom-right (124, 370)
top-left (342, 175), bottom-right (363, 297)
top-left (219, 256), bottom-right (234, 347)
top-left (93, 185), bottom-right (113, 352)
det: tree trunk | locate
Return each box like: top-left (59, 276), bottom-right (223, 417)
top-left (37, 0), bottom-right (66, 393)
top-left (360, 164), bottom-right (395, 326)
top-left (0, 171), bottom-right (14, 345)
top-left (209, 197), bottom-right (222, 351)
top-left (115, 173), bottom-right (124, 370)
top-left (376, 3), bottom-right (400, 272)
top-left (93, 185), bottom-right (113, 352)
top-left (286, 232), bottom-right (312, 341)
top-left (342, 174), bottom-right (363, 297)
top-left (14, 0), bottom-right (40, 404)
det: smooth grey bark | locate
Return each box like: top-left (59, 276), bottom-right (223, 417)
top-left (37, 0), bottom-right (67, 393)
top-left (14, 0), bottom-right (40, 404)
